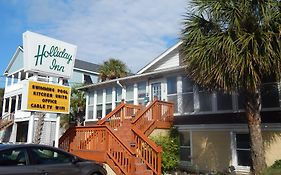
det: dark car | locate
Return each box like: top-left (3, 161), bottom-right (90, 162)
top-left (0, 144), bottom-right (107, 175)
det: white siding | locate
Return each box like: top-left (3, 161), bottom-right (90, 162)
top-left (155, 52), bottom-right (179, 71)
top-left (144, 48), bottom-right (180, 73)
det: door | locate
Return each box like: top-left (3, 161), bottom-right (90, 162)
top-left (0, 148), bottom-right (40, 175)
top-left (28, 147), bottom-right (80, 175)
top-left (151, 82), bottom-right (162, 100)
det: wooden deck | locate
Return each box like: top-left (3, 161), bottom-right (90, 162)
top-left (59, 100), bottom-right (174, 175)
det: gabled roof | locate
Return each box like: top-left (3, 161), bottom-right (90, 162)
top-left (4, 46), bottom-right (24, 75)
top-left (137, 41), bottom-right (182, 74)
top-left (74, 59), bottom-right (100, 74)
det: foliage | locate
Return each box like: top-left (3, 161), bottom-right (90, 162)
top-left (262, 160), bottom-right (281, 175)
top-left (98, 58), bottom-right (130, 82)
top-left (181, 0), bottom-right (280, 173)
top-left (181, 0), bottom-right (280, 93)
top-left (60, 85), bottom-right (86, 129)
top-left (150, 128), bottom-right (180, 173)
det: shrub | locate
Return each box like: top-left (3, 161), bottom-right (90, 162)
top-left (150, 128), bottom-right (180, 173)
top-left (262, 159), bottom-right (281, 175)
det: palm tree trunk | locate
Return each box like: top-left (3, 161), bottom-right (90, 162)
top-left (245, 91), bottom-right (266, 175)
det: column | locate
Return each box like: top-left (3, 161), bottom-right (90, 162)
top-left (112, 87), bottom-right (116, 109)
top-left (122, 86), bottom-right (126, 101)
top-left (177, 76), bottom-right (183, 114)
top-left (102, 89), bottom-right (106, 118)
top-left (2, 98), bottom-right (6, 115)
top-left (85, 93), bottom-right (89, 120)
top-left (25, 72), bottom-right (29, 79)
top-left (93, 91), bottom-right (97, 120)
top-left (133, 83), bottom-right (138, 105)
top-left (11, 122), bottom-right (17, 143)
top-left (8, 97), bottom-right (12, 114)
top-left (15, 95), bottom-right (19, 112)
top-left (27, 114), bottom-right (35, 143)
top-left (54, 78), bottom-right (63, 147)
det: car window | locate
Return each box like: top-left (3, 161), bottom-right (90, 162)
top-left (0, 148), bottom-right (27, 166)
top-left (29, 147), bottom-right (73, 165)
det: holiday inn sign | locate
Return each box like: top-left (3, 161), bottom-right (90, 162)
top-left (23, 31), bottom-right (77, 79)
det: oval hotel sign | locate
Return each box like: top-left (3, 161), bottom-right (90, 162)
top-left (23, 31), bottom-right (77, 79)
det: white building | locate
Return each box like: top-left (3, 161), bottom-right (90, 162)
top-left (0, 45), bottom-right (100, 146)
top-left (80, 41), bottom-right (281, 174)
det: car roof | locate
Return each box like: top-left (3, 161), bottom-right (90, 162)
top-left (0, 143), bottom-right (63, 151)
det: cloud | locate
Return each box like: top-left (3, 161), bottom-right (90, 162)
top-left (25, 0), bottom-right (187, 72)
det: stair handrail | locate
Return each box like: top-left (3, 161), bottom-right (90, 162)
top-left (0, 113), bottom-right (15, 126)
top-left (131, 100), bottom-right (174, 134)
top-left (97, 101), bottom-right (126, 125)
top-left (97, 101), bottom-right (142, 129)
top-left (59, 125), bottom-right (137, 175)
top-left (131, 125), bottom-right (162, 175)
top-left (59, 127), bottom-right (75, 152)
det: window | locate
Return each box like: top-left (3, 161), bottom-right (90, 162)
top-left (137, 82), bottom-right (146, 105)
top-left (106, 88), bottom-right (112, 115)
top-left (126, 85), bottom-right (134, 104)
top-left (235, 133), bottom-right (252, 167)
top-left (96, 90), bottom-right (103, 119)
top-left (182, 77), bottom-right (194, 113)
top-left (198, 87), bottom-right (212, 112)
top-left (179, 131), bottom-right (192, 163)
top-left (217, 91), bottom-right (233, 111)
top-left (5, 98), bottom-right (9, 113)
top-left (17, 95), bottom-right (22, 110)
top-left (88, 93), bottom-right (94, 105)
top-left (115, 86), bottom-right (122, 106)
top-left (88, 106), bottom-right (93, 119)
top-left (167, 77), bottom-right (177, 94)
top-left (11, 97), bottom-right (16, 113)
top-left (0, 148), bottom-right (27, 166)
top-left (88, 92), bottom-right (94, 120)
top-left (261, 83), bottom-right (280, 108)
top-left (167, 77), bottom-right (178, 112)
top-left (96, 105), bottom-right (102, 119)
top-left (83, 74), bottom-right (93, 84)
top-left (29, 147), bottom-right (72, 165)
top-left (238, 92), bottom-right (245, 110)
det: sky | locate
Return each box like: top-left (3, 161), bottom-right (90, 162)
top-left (0, 0), bottom-right (188, 87)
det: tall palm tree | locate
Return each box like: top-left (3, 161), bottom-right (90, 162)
top-left (98, 58), bottom-right (130, 81)
top-left (181, 0), bottom-right (280, 174)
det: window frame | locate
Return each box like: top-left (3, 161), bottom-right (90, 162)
top-left (137, 81), bottom-right (146, 105)
top-left (105, 88), bottom-right (112, 115)
top-left (125, 84), bottom-right (134, 104)
top-left (231, 132), bottom-right (251, 173)
top-left (166, 76), bottom-right (178, 113)
top-left (96, 90), bottom-right (103, 119)
top-left (179, 130), bottom-right (193, 166)
top-left (181, 76), bottom-right (195, 114)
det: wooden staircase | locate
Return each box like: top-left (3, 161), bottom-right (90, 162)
top-left (59, 100), bottom-right (174, 175)
top-left (0, 113), bottom-right (14, 131)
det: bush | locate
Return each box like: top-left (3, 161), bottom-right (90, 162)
top-left (150, 128), bottom-right (180, 173)
top-left (262, 160), bottom-right (281, 175)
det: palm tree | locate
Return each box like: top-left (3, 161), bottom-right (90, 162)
top-left (98, 58), bottom-right (130, 81)
top-left (181, 0), bottom-right (280, 174)
top-left (61, 86), bottom-right (86, 129)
